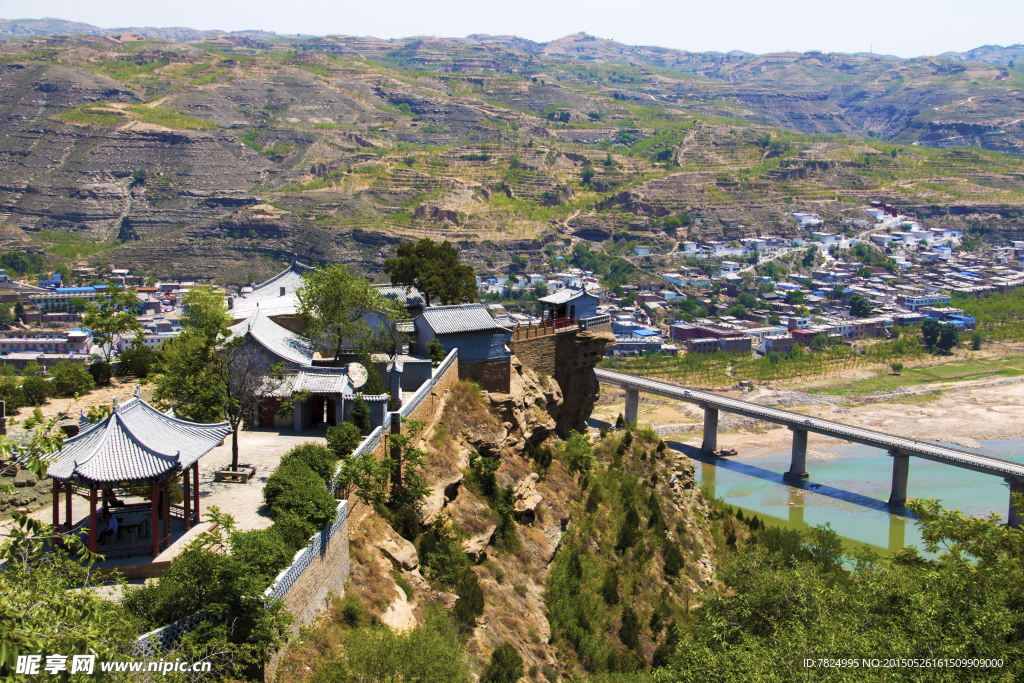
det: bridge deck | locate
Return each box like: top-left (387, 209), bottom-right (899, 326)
top-left (596, 368), bottom-right (1024, 482)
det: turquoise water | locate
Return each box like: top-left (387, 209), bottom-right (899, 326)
top-left (672, 439), bottom-right (1024, 555)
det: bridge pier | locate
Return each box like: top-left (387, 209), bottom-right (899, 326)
top-left (1008, 479), bottom-right (1024, 529)
top-left (701, 407), bottom-right (718, 453)
top-left (624, 388), bottom-right (639, 427)
top-left (889, 449), bottom-right (909, 507)
top-left (784, 428), bottom-right (809, 480)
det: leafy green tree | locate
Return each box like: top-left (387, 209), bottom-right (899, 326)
top-left (20, 373), bottom-right (50, 406)
top-left (937, 323), bottom-right (960, 353)
top-left (786, 290), bottom-right (806, 305)
top-left (83, 288), bottom-right (143, 363)
top-left (600, 571), bottom-right (620, 605)
top-left (384, 238), bottom-right (477, 307)
top-left (326, 421), bottom-right (362, 459)
top-left (0, 303), bottom-right (14, 326)
top-left (971, 330), bottom-right (985, 350)
top-left (297, 264), bottom-right (403, 361)
top-left (564, 430), bottom-right (595, 474)
top-left (921, 317), bottom-right (942, 348)
top-left (736, 292), bottom-right (757, 308)
top-left (619, 606), bottom-right (640, 649)
top-left (849, 293), bottom-right (872, 318)
top-left (890, 361), bottom-right (904, 375)
top-left (50, 360), bottom-right (95, 397)
top-left (308, 611), bottom-right (471, 683)
top-left (153, 332), bottom-right (227, 423)
top-left (179, 283), bottom-right (230, 343)
top-left (0, 366), bottom-right (25, 414)
top-left (351, 395), bottom-right (371, 433)
top-left (118, 344), bottom-right (159, 377)
top-left (481, 642), bottom-right (524, 683)
top-left (427, 338), bottom-right (446, 366)
top-left (581, 166), bottom-right (596, 184)
top-left (534, 280), bottom-right (549, 298)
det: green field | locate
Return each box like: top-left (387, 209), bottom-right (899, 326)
top-left (814, 354), bottom-right (1024, 396)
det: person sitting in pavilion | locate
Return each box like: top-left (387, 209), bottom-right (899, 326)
top-left (99, 509), bottom-right (118, 543)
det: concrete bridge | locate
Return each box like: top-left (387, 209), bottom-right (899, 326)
top-left (595, 367), bottom-right (1024, 526)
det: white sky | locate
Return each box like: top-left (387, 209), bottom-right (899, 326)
top-left (1, 0), bottom-right (1021, 58)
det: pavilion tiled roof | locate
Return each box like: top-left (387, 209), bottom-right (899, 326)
top-left (47, 395), bottom-right (231, 486)
top-left (228, 308), bottom-right (317, 366)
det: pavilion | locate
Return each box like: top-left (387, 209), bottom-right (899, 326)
top-left (46, 387), bottom-right (232, 556)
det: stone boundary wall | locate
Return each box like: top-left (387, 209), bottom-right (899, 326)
top-left (263, 499), bottom-right (350, 679)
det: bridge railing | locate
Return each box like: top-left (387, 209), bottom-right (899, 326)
top-left (594, 368), bottom-right (1024, 474)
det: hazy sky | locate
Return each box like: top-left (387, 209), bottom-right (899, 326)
top-left (2, 0), bottom-right (1022, 57)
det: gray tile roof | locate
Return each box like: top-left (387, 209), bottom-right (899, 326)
top-left (374, 284), bottom-right (425, 308)
top-left (47, 397), bottom-right (231, 485)
top-left (293, 367), bottom-right (354, 395)
top-left (230, 262), bottom-right (311, 318)
top-left (538, 287), bottom-right (595, 305)
top-left (228, 309), bottom-right (316, 366)
top-left (419, 304), bottom-right (512, 335)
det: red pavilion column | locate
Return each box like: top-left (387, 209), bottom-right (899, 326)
top-left (192, 463), bottom-right (200, 524)
top-left (183, 472), bottom-right (191, 531)
top-left (51, 481), bottom-right (60, 545)
top-left (162, 480), bottom-right (170, 548)
top-left (150, 483), bottom-right (159, 557)
top-left (88, 488), bottom-right (98, 554)
top-left (65, 482), bottom-right (73, 530)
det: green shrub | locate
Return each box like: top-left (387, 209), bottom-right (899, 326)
top-left (392, 504), bottom-right (421, 541)
top-left (230, 527), bottom-right (294, 579)
top-left (452, 570), bottom-right (485, 631)
top-left (619, 606), bottom-right (640, 648)
top-left (21, 374), bottom-right (50, 406)
top-left (51, 361), bottom-right (95, 397)
top-left (351, 395), bottom-right (371, 433)
top-left (481, 642), bottom-right (524, 683)
top-left (263, 458), bottom-right (337, 530)
top-left (282, 442), bottom-right (336, 482)
top-left (600, 571), bottom-right (619, 606)
top-left (563, 431), bottom-right (595, 474)
top-left (272, 509), bottom-right (316, 550)
top-left (119, 345), bottom-right (160, 377)
top-left (88, 361), bottom-right (112, 385)
top-left (0, 368), bottom-right (26, 414)
top-left (326, 421), bottom-right (362, 458)
top-left (663, 541), bottom-right (684, 578)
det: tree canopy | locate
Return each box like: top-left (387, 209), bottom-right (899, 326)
top-left (384, 238), bottom-right (477, 307)
top-left (297, 264), bottom-right (404, 361)
top-left (83, 288), bottom-right (143, 362)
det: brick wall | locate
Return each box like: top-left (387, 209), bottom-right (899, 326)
top-left (508, 334), bottom-right (556, 376)
top-left (458, 358), bottom-right (511, 393)
top-left (264, 501), bottom-right (350, 680)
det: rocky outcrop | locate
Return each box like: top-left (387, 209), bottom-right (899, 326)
top-left (513, 473), bottom-right (542, 520)
top-left (462, 523), bottom-right (497, 563)
top-left (553, 330), bottom-right (616, 436)
top-left (483, 359), bottom-right (562, 450)
top-left (375, 530), bottom-right (419, 570)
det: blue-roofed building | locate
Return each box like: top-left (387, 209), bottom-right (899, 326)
top-left (414, 304), bottom-right (512, 392)
top-left (30, 286), bottom-right (101, 311)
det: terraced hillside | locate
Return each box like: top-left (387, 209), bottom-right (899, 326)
top-left (1, 30), bottom-right (1023, 281)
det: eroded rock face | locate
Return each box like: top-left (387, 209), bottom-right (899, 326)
top-left (483, 359), bottom-right (563, 453)
top-left (418, 471), bottom-right (463, 525)
top-left (554, 330), bottom-right (616, 436)
top-left (375, 530), bottom-right (419, 571)
top-left (462, 523), bottom-right (497, 563)
top-left (513, 472), bottom-right (542, 520)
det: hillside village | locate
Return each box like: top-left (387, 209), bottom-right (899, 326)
top-left (1, 199), bottom-right (1022, 378)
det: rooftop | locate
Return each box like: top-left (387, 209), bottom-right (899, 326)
top-left (419, 303), bottom-right (512, 335)
top-left (46, 391), bottom-right (231, 486)
top-left (228, 308), bottom-right (317, 367)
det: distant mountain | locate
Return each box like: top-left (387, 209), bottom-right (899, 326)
top-left (941, 44), bottom-right (1024, 64)
top-left (1, 17), bottom-right (1021, 65)
top-left (0, 17), bottom-right (246, 41)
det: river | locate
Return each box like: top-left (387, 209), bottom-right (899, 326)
top-left (673, 438), bottom-right (1024, 555)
